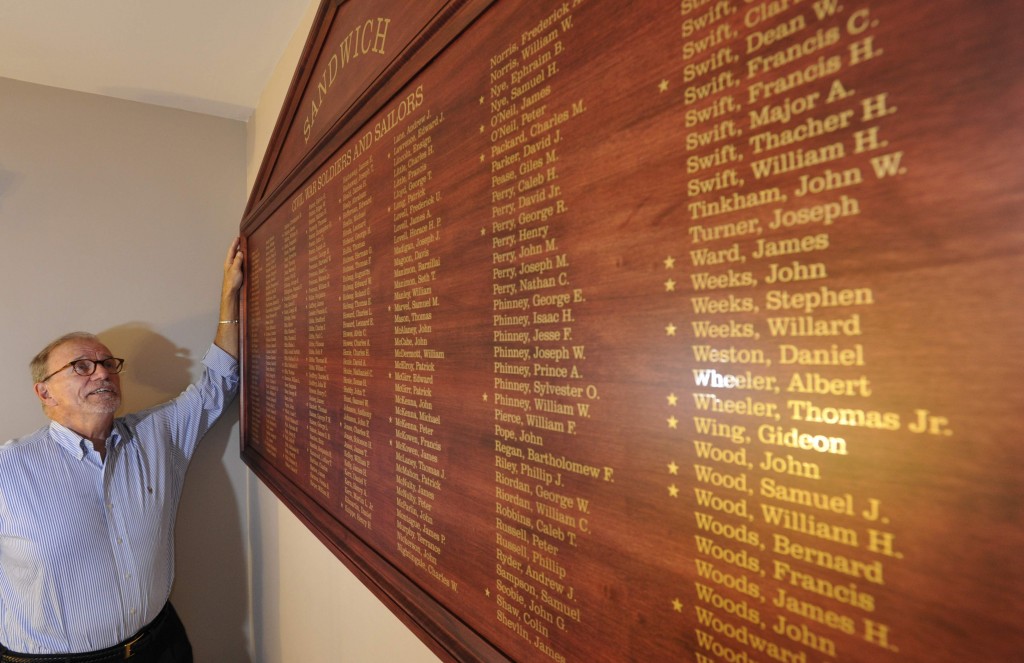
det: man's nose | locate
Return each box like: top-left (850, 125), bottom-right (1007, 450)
top-left (91, 362), bottom-right (114, 379)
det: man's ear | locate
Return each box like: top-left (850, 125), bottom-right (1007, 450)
top-left (34, 382), bottom-right (56, 406)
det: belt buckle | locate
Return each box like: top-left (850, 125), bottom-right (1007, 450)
top-left (122, 632), bottom-right (146, 659)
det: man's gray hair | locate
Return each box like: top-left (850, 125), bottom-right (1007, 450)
top-left (30, 332), bottom-right (99, 383)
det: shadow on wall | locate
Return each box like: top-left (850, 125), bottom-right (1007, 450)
top-left (0, 167), bottom-right (18, 211)
top-left (97, 323), bottom-right (251, 663)
top-left (99, 323), bottom-right (194, 413)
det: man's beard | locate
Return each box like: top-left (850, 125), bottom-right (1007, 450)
top-left (83, 382), bottom-right (121, 413)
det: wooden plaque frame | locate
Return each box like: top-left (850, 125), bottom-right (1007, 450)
top-left (240, 1), bottom-right (1024, 660)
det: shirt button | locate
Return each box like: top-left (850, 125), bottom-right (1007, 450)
top-left (117, 537), bottom-right (123, 545)
top-left (125, 572), bottom-right (133, 580)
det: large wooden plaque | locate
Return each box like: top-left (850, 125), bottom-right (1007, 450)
top-left (240, 0), bottom-right (1024, 660)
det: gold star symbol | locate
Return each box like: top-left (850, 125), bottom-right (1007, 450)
top-left (664, 256), bottom-right (676, 269)
top-left (665, 323), bottom-right (677, 336)
top-left (486, 588), bottom-right (491, 597)
top-left (668, 484), bottom-right (680, 498)
top-left (479, 125), bottom-right (485, 133)
top-left (658, 79), bottom-right (670, 93)
top-left (664, 278), bottom-right (676, 292)
top-left (667, 416), bottom-right (678, 429)
top-left (666, 393), bottom-right (678, 406)
top-left (672, 598), bottom-right (683, 612)
top-left (482, 393), bottom-right (488, 402)
top-left (479, 96), bottom-right (484, 104)
top-left (481, 227), bottom-right (487, 236)
top-left (667, 461), bottom-right (679, 475)
top-left (479, 153), bottom-right (485, 163)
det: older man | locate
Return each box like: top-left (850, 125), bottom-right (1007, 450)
top-left (0, 239), bottom-right (243, 662)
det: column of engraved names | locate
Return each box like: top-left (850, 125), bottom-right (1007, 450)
top-left (671, 1), bottom-right (776, 650)
top-left (261, 234), bottom-right (281, 459)
top-left (247, 243), bottom-right (265, 450)
top-left (671, 1), bottom-right (925, 660)
top-left (485, 5), bottom-right (603, 658)
top-left (341, 160), bottom-right (374, 530)
top-left (390, 106), bottom-right (454, 590)
top-left (281, 215), bottom-right (304, 477)
top-left (307, 193), bottom-right (333, 500)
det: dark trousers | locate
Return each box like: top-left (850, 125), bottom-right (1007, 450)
top-left (0, 602), bottom-right (192, 663)
top-left (140, 603), bottom-right (192, 663)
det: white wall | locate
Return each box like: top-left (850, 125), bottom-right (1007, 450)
top-left (0, 77), bottom-right (249, 660)
top-left (242, 3), bottom-right (442, 662)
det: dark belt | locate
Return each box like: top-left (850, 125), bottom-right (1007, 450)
top-left (0, 602), bottom-right (172, 662)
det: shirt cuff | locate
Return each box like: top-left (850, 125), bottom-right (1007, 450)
top-left (203, 343), bottom-right (239, 377)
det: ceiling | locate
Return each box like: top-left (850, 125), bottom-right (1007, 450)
top-left (0, 0), bottom-right (315, 121)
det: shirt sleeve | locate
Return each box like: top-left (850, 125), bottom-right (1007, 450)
top-left (122, 344), bottom-right (240, 463)
top-left (203, 343), bottom-right (239, 380)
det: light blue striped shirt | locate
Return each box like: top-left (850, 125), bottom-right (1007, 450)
top-left (0, 345), bottom-right (238, 654)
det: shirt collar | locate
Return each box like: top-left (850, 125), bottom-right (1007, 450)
top-left (47, 419), bottom-right (132, 459)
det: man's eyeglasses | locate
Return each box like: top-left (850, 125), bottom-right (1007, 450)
top-left (40, 357), bottom-right (125, 383)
